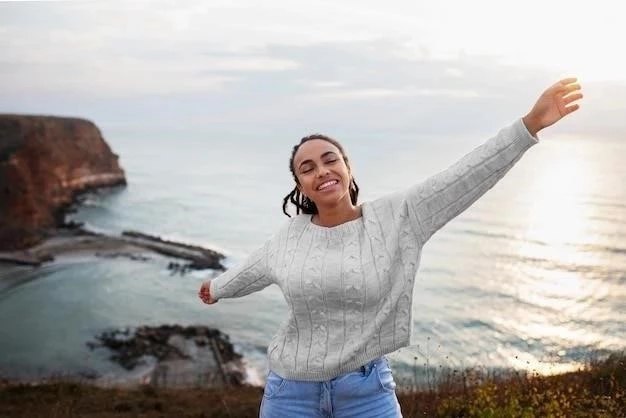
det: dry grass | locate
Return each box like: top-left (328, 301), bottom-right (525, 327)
top-left (400, 352), bottom-right (625, 417)
top-left (1, 352), bottom-right (624, 417)
top-left (0, 383), bottom-right (263, 418)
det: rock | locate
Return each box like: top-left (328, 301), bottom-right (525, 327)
top-left (122, 230), bottom-right (225, 271)
top-left (0, 114), bottom-right (126, 251)
top-left (88, 325), bottom-right (246, 387)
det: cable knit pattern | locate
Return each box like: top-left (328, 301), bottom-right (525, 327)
top-left (209, 119), bottom-right (538, 381)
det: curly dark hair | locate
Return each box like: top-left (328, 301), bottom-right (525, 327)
top-left (282, 134), bottom-right (359, 217)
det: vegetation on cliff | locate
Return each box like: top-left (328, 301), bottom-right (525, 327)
top-left (1, 352), bottom-right (623, 417)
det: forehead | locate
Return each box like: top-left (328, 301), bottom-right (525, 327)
top-left (293, 139), bottom-right (341, 165)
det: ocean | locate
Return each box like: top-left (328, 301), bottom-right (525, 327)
top-left (1, 124), bottom-right (624, 386)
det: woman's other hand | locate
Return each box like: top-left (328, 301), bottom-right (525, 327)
top-left (199, 281), bottom-right (217, 304)
top-left (523, 77), bottom-right (583, 137)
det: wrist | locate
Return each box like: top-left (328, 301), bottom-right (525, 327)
top-left (522, 114), bottom-right (542, 137)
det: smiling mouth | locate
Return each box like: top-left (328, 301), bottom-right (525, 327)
top-left (316, 179), bottom-right (339, 191)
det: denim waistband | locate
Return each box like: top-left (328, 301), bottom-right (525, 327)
top-left (350, 356), bottom-right (385, 375)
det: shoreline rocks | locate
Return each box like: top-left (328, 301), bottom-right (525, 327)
top-left (120, 231), bottom-right (225, 270)
top-left (0, 225), bottom-right (226, 272)
top-left (87, 325), bottom-right (246, 387)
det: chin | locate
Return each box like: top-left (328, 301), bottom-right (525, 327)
top-left (314, 190), bottom-right (349, 207)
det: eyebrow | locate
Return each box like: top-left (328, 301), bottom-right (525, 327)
top-left (298, 151), bottom-right (338, 169)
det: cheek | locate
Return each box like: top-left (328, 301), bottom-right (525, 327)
top-left (339, 168), bottom-right (351, 185)
top-left (297, 176), bottom-right (315, 196)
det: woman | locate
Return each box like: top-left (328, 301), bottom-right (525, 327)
top-left (199, 78), bottom-right (583, 417)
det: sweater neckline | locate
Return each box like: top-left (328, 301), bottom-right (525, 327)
top-left (302, 202), bottom-right (367, 235)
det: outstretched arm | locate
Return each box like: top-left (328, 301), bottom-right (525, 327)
top-left (198, 241), bottom-right (273, 304)
top-left (405, 78), bottom-right (582, 244)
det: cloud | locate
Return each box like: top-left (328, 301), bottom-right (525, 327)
top-left (0, 1), bottom-right (624, 140)
top-left (306, 87), bottom-right (481, 100)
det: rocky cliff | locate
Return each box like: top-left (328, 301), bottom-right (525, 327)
top-left (0, 115), bottom-right (126, 250)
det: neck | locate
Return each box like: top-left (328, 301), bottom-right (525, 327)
top-left (312, 198), bottom-right (361, 227)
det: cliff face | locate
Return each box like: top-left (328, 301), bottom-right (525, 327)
top-left (0, 115), bottom-right (126, 250)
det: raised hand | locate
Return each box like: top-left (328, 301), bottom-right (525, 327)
top-left (199, 281), bottom-right (217, 304)
top-left (523, 78), bottom-right (583, 137)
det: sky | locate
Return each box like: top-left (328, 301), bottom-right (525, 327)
top-left (1, 0), bottom-right (625, 139)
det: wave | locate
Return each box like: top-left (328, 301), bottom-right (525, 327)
top-left (452, 228), bottom-right (520, 242)
top-left (581, 198), bottom-right (626, 211)
top-left (0, 263), bottom-right (64, 300)
top-left (435, 285), bottom-right (568, 317)
top-left (451, 225), bottom-right (626, 254)
top-left (575, 243), bottom-right (626, 255)
top-left (495, 252), bottom-right (625, 277)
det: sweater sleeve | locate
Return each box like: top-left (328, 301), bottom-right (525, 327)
top-left (209, 240), bottom-right (273, 300)
top-left (404, 118), bottom-right (538, 244)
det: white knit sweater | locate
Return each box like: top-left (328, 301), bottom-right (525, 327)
top-left (210, 119), bottom-right (538, 381)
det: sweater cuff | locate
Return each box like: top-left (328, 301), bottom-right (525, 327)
top-left (516, 117), bottom-right (540, 145)
top-left (209, 279), bottom-right (221, 301)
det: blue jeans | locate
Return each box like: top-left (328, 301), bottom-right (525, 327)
top-left (259, 356), bottom-right (403, 417)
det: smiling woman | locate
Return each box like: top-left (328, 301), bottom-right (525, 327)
top-left (198, 79), bottom-right (584, 417)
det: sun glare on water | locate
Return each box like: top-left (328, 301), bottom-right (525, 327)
top-left (502, 139), bottom-right (620, 374)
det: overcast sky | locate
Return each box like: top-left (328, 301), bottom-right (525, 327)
top-left (1, 0), bottom-right (625, 139)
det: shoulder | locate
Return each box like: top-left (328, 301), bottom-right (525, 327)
top-left (269, 214), bottom-right (306, 243)
top-left (365, 190), bottom-right (407, 217)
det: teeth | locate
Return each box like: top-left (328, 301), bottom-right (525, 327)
top-left (318, 180), bottom-right (338, 190)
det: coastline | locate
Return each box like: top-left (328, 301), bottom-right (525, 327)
top-left (0, 225), bottom-right (226, 272)
top-left (0, 114), bottom-right (248, 392)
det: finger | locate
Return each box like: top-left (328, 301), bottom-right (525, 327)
top-left (556, 83), bottom-right (581, 96)
top-left (564, 103), bottom-right (580, 115)
top-left (559, 77), bottom-right (577, 86)
top-left (563, 92), bottom-right (583, 105)
top-left (550, 78), bottom-right (572, 90)
top-left (562, 83), bottom-right (582, 93)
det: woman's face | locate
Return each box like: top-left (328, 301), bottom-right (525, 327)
top-left (292, 139), bottom-right (352, 209)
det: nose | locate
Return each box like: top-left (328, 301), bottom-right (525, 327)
top-left (316, 166), bottom-right (330, 177)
